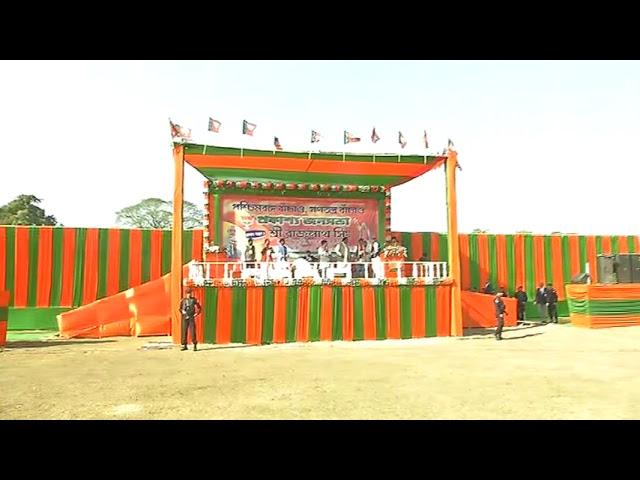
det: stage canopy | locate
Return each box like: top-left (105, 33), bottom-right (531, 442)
top-left (182, 143), bottom-right (446, 187)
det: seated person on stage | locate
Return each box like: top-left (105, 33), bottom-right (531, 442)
top-left (380, 237), bottom-right (407, 278)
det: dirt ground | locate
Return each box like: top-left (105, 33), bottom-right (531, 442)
top-left (2, 320), bottom-right (640, 419)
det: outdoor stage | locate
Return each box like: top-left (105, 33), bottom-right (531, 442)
top-left (170, 142), bottom-right (465, 343)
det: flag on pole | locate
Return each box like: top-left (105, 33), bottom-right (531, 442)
top-left (344, 131), bottom-right (361, 144)
top-left (208, 117), bottom-right (221, 133)
top-left (242, 120), bottom-right (257, 136)
top-left (170, 119), bottom-right (191, 140)
top-left (398, 131), bottom-right (407, 149)
top-left (371, 127), bottom-right (380, 143)
top-left (423, 130), bottom-right (429, 149)
top-left (311, 130), bottom-right (321, 143)
top-left (274, 137), bottom-right (283, 151)
top-left (448, 138), bottom-right (454, 149)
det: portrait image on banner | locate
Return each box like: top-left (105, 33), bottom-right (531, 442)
top-left (220, 194), bottom-right (380, 259)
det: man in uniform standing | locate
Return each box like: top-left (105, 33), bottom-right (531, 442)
top-left (515, 286), bottom-right (528, 323)
top-left (180, 288), bottom-right (202, 351)
top-left (494, 291), bottom-right (507, 341)
top-left (535, 283), bottom-right (548, 322)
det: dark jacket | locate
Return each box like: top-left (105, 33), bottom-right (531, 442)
top-left (535, 287), bottom-right (547, 304)
top-left (494, 296), bottom-right (506, 316)
top-left (546, 288), bottom-right (558, 304)
top-left (483, 282), bottom-right (496, 295)
top-left (180, 297), bottom-right (201, 318)
top-left (515, 291), bottom-right (528, 304)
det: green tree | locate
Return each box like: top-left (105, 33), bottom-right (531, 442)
top-left (115, 198), bottom-right (203, 229)
top-left (0, 195), bottom-right (58, 225)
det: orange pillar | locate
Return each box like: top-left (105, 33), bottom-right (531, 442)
top-left (171, 144), bottom-right (185, 343)
top-left (446, 150), bottom-right (463, 336)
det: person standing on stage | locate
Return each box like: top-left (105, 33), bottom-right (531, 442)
top-left (356, 238), bottom-right (370, 277)
top-left (515, 286), bottom-right (528, 322)
top-left (546, 283), bottom-right (559, 324)
top-left (335, 236), bottom-right (350, 264)
top-left (179, 288), bottom-right (202, 351)
top-left (317, 239), bottom-right (331, 279)
top-left (276, 238), bottom-right (290, 262)
top-left (371, 238), bottom-right (381, 258)
top-left (244, 238), bottom-right (256, 268)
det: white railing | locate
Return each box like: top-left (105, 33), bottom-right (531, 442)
top-left (187, 260), bottom-right (448, 286)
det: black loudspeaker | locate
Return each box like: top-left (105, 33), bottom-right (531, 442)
top-left (571, 273), bottom-right (590, 284)
top-left (631, 255), bottom-right (640, 283)
top-left (615, 254), bottom-right (633, 283)
top-left (597, 255), bottom-right (617, 283)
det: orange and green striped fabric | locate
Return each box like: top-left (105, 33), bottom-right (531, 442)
top-left (200, 283), bottom-right (451, 344)
top-left (0, 226), bottom-right (203, 309)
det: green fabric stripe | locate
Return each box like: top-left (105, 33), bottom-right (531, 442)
top-left (203, 286), bottom-right (218, 343)
top-left (199, 167), bottom-right (409, 187)
top-left (506, 235), bottom-right (516, 293)
top-left (183, 230), bottom-right (193, 263)
top-left (285, 286), bottom-right (298, 343)
top-left (524, 235), bottom-right (535, 298)
top-left (27, 227), bottom-right (39, 307)
top-left (544, 236), bottom-right (553, 285)
top-left (568, 298), bottom-right (640, 316)
top-left (72, 228), bottom-right (87, 307)
top-left (399, 286), bottom-right (412, 339)
top-left (49, 228), bottom-right (63, 307)
top-left (627, 236), bottom-right (636, 253)
top-left (561, 236), bottom-right (572, 286)
top-left (425, 286), bottom-right (437, 337)
top-left (230, 287), bottom-right (246, 343)
top-left (96, 229), bottom-right (109, 299)
top-left (488, 235), bottom-right (498, 287)
top-left (469, 234), bottom-right (480, 290)
top-left (4, 227), bottom-right (15, 305)
top-left (308, 285), bottom-right (322, 342)
top-left (377, 198), bottom-right (385, 241)
top-left (261, 286), bottom-right (275, 344)
top-left (374, 286), bottom-right (386, 340)
top-left (422, 233), bottom-right (432, 262)
top-left (439, 234), bottom-right (448, 262)
top-left (332, 287), bottom-right (343, 341)
top-left (214, 195), bottom-right (222, 245)
top-left (0, 306), bottom-right (8, 321)
top-left (118, 230), bottom-right (130, 291)
top-left (401, 232), bottom-right (412, 259)
top-left (579, 236), bottom-right (587, 272)
top-left (352, 286), bottom-right (364, 341)
top-left (161, 230), bottom-right (172, 275)
top-left (141, 230), bottom-right (152, 284)
top-left (611, 236), bottom-right (619, 255)
top-left (595, 236), bottom-right (603, 255)
top-left (6, 306), bottom-right (71, 330)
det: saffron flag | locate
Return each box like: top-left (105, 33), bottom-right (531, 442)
top-left (371, 127), bottom-right (380, 143)
top-left (311, 130), bottom-right (321, 143)
top-left (170, 120), bottom-right (191, 140)
top-left (274, 137), bottom-right (283, 151)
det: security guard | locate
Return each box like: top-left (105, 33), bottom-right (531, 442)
top-left (180, 288), bottom-right (202, 351)
top-left (515, 286), bottom-right (528, 322)
top-left (546, 283), bottom-right (559, 324)
top-left (494, 291), bottom-right (507, 341)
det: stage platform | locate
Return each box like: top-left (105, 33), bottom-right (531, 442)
top-left (188, 280), bottom-right (454, 345)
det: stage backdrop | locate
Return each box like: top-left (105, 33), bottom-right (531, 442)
top-left (220, 194), bottom-right (380, 256)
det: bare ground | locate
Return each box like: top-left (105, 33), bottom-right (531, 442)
top-left (2, 321), bottom-right (640, 419)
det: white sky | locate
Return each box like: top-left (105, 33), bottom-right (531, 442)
top-left (0, 60), bottom-right (638, 235)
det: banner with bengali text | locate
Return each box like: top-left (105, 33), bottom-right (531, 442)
top-left (220, 194), bottom-right (380, 257)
